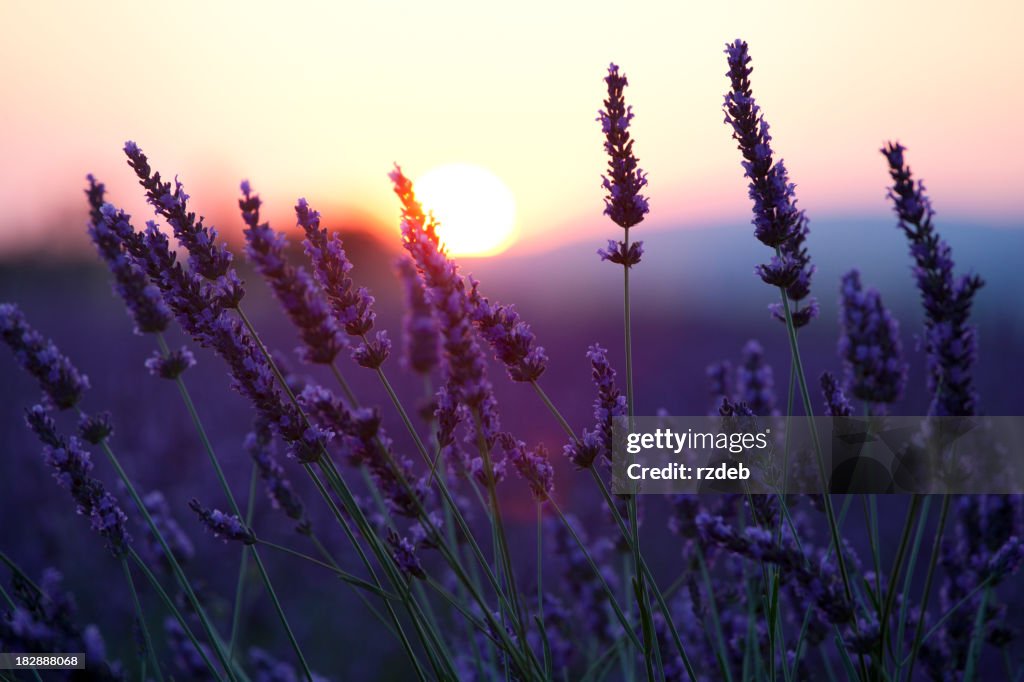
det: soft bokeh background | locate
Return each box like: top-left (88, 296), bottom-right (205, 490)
top-left (2, 1), bottom-right (1023, 678)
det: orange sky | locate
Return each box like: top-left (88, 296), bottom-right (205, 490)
top-left (0, 1), bottom-right (1021, 258)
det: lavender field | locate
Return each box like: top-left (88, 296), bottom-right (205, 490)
top-left (2, 28), bottom-right (1024, 682)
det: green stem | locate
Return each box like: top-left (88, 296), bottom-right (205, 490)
top-left (99, 440), bottom-right (237, 680)
top-left (229, 464), bottom-right (259, 658)
top-left (121, 557), bottom-right (163, 682)
top-left (904, 495), bottom-right (951, 681)
top-left (158, 335), bottom-right (313, 681)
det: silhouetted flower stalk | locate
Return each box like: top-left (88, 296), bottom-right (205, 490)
top-left (723, 40), bottom-right (858, 665)
top-left (595, 61), bottom-right (658, 679)
top-left (881, 142), bottom-right (983, 417)
top-left (838, 270), bottom-right (907, 410)
top-left (86, 176), bottom-right (171, 335)
top-left (240, 182), bottom-right (346, 365)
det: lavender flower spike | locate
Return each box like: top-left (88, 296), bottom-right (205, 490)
top-left (838, 270), bottom-right (907, 407)
top-left (736, 340), bottom-right (776, 417)
top-left (124, 141), bottom-right (243, 303)
top-left (295, 198), bottom-right (376, 337)
top-left (597, 63), bottom-right (647, 268)
top-left (24, 406), bottom-right (131, 557)
top-left (598, 63), bottom-right (649, 230)
top-left (188, 499), bottom-right (256, 545)
top-left (0, 303), bottom-right (90, 410)
top-left (820, 372), bottom-right (854, 417)
top-left (724, 40), bottom-right (818, 327)
top-left (245, 421), bottom-right (309, 534)
top-left (395, 256), bottom-right (440, 375)
top-left (882, 142), bottom-right (983, 416)
top-left (240, 182), bottom-right (345, 365)
top-left (87, 179), bottom-right (171, 335)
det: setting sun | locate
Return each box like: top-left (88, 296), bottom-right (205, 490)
top-left (414, 164), bottom-right (517, 258)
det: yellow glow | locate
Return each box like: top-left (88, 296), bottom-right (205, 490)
top-left (415, 164), bottom-right (517, 258)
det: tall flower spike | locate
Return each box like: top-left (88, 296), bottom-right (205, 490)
top-left (820, 371), bottom-right (854, 417)
top-left (245, 421), bottom-right (309, 534)
top-left (295, 198), bottom-right (376, 336)
top-left (736, 340), bottom-right (776, 416)
top-left (395, 256), bottom-right (440, 375)
top-left (0, 303), bottom-right (90, 410)
top-left (111, 201), bottom-right (331, 463)
top-left (724, 40), bottom-right (818, 327)
top-left (882, 142), bottom-right (983, 416)
top-left (87, 180), bottom-right (171, 335)
top-left (188, 499), bottom-right (255, 545)
top-left (390, 165), bottom-right (504, 461)
top-left (24, 406), bottom-right (131, 557)
top-left (598, 63), bottom-right (649, 230)
top-left (467, 277), bottom-right (547, 382)
top-left (123, 141), bottom-right (243, 304)
top-left (240, 182), bottom-right (345, 365)
top-left (838, 270), bottom-right (907, 407)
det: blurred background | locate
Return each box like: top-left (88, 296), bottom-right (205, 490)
top-left (1, 0), bottom-right (1022, 677)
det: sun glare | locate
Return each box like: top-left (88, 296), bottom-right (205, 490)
top-left (414, 164), bottom-right (517, 258)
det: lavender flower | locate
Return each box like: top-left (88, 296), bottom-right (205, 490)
top-left (124, 141), bottom-right (237, 286)
top-left (146, 346), bottom-right (196, 380)
top-left (387, 529), bottom-right (426, 580)
top-left (724, 40), bottom-right (818, 327)
top-left (467, 276), bottom-right (547, 382)
top-left (241, 182), bottom-right (345, 365)
top-left (587, 344), bottom-right (627, 460)
top-left (78, 411), bottom-right (113, 444)
top-left (391, 166), bottom-right (504, 463)
top-left (0, 303), bottom-right (90, 409)
top-left (838, 269), bottom-right (907, 407)
top-left (820, 372), bottom-right (854, 417)
top-left (111, 202), bottom-right (332, 463)
top-left (188, 499), bottom-right (255, 544)
top-left (706, 361), bottom-right (733, 402)
top-left (299, 383), bottom-right (430, 522)
top-left (295, 198), bottom-right (376, 333)
top-left (395, 256), bottom-right (440, 375)
top-left (245, 421), bottom-right (309, 534)
top-left (882, 142), bottom-right (983, 416)
top-left (24, 406), bottom-right (130, 556)
top-left (736, 340), bottom-right (776, 416)
top-left (597, 63), bottom-right (649, 231)
top-left (88, 185), bottom-right (171, 334)
top-left (165, 618), bottom-right (217, 681)
top-left (502, 434), bottom-right (554, 501)
top-left (352, 330), bottom-right (392, 370)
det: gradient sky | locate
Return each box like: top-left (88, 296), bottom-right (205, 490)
top-left (1, 1), bottom-right (1021, 258)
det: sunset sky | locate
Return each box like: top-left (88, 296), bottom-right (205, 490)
top-left (1, 1), bottom-right (1020, 258)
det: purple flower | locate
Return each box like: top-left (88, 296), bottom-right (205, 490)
top-left (145, 346), bottom-right (196, 380)
top-left (597, 63), bottom-right (649, 230)
top-left (724, 40), bottom-right (818, 327)
top-left (820, 372), bottom-right (853, 417)
top-left (736, 340), bottom-right (776, 416)
top-left (467, 276), bottom-right (547, 382)
top-left (391, 166), bottom-right (505, 465)
top-left (838, 270), bottom-right (907, 407)
top-left (88, 185), bottom-right (171, 335)
top-left (295, 198), bottom-right (376, 337)
top-left (395, 256), bottom-right (440, 375)
top-left (0, 304), bottom-right (90, 410)
top-left (78, 411), bottom-right (113, 444)
top-left (124, 141), bottom-right (238, 288)
top-left (503, 435), bottom-right (554, 501)
top-left (352, 330), bottom-right (392, 370)
top-left (597, 239), bottom-right (644, 268)
top-left (24, 406), bottom-right (130, 557)
top-left (882, 142), bottom-right (983, 416)
top-left (245, 421), bottom-right (309, 534)
top-left (188, 499), bottom-right (255, 544)
top-left (706, 362), bottom-right (733, 402)
top-left (563, 429), bottom-right (601, 470)
top-left (387, 529), bottom-right (426, 580)
top-left (241, 183), bottom-right (346, 365)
